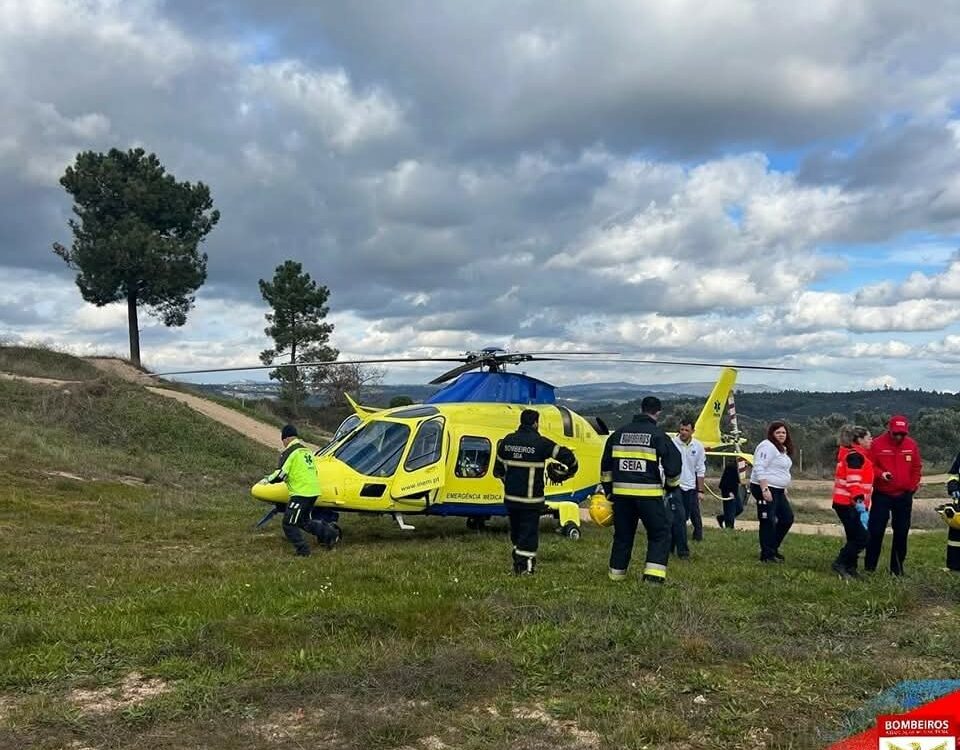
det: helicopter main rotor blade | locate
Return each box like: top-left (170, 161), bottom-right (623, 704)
top-left (429, 359), bottom-right (487, 385)
top-left (588, 358), bottom-right (799, 372)
top-left (155, 357), bottom-right (466, 377)
top-left (428, 354), bottom-right (578, 384)
top-left (505, 351), bottom-right (620, 356)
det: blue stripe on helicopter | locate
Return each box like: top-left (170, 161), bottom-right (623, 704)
top-left (427, 503), bottom-right (508, 517)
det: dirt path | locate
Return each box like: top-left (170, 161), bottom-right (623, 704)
top-left (85, 356), bottom-right (157, 385)
top-left (1, 362), bottom-right (288, 450)
top-left (791, 475), bottom-right (949, 493)
top-left (728, 519), bottom-right (932, 538)
top-left (2, 355), bottom-right (330, 458)
top-left (83, 357), bottom-right (315, 450)
top-left (144, 386), bottom-right (284, 449)
top-left (577, 507), bottom-right (849, 537)
top-left (577, 508), bottom-right (934, 537)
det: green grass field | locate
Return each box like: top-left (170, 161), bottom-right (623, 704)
top-left (1, 370), bottom-right (959, 750)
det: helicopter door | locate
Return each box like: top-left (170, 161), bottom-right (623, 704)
top-left (391, 417), bottom-right (446, 511)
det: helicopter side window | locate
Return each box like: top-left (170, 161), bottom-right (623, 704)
top-left (455, 436), bottom-right (491, 478)
top-left (404, 418), bottom-right (444, 471)
top-left (334, 421), bottom-right (411, 477)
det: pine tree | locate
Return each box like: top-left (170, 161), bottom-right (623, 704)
top-left (259, 260), bottom-right (338, 412)
top-left (53, 148), bottom-right (219, 366)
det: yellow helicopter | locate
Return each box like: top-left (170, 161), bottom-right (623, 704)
top-left (160, 349), bottom-right (781, 539)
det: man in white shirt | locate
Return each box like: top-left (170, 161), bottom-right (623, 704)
top-left (670, 418), bottom-right (707, 557)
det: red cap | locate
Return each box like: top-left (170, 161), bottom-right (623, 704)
top-left (888, 415), bottom-right (909, 434)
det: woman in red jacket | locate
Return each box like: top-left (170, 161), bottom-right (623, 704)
top-left (831, 425), bottom-right (874, 579)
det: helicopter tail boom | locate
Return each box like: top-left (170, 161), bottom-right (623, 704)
top-left (693, 367), bottom-right (737, 447)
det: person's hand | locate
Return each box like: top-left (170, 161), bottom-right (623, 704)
top-left (951, 489), bottom-right (960, 502)
top-left (760, 486), bottom-right (772, 503)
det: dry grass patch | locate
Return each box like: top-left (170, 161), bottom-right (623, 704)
top-left (506, 704), bottom-right (600, 750)
top-left (68, 672), bottom-right (172, 716)
top-left (243, 707), bottom-right (343, 745)
top-left (0, 695), bottom-right (15, 725)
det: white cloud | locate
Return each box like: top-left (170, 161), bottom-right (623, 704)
top-left (782, 292), bottom-right (960, 333)
top-left (866, 374), bottom-right (898, 388)
top-left (4, 3), bottom-right (960, 391)
top-left (849, 341), bottom-right (915, 358)
top-left (244, 61), bottom-right (404, 150)
top-left (858, 255), bottom-right (960, 304)
top-left (73, 303), bottom-right (128, 332)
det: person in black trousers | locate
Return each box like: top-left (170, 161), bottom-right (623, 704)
top-left (865, 415), bottom-right (922, 576)
top-left (831, 425), bottom-right (874, 579)
top-left (493, 409), bottom-right (578, 575)
top-left (602, 397), bottom-right (683, 583)
top-left (716, 461), bottom-right (745, 529)
top-left (749, 421), bottom-right (795, 562)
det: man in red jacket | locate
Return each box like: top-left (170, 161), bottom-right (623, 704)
top-left (866, 415), bottom-right (922, 575)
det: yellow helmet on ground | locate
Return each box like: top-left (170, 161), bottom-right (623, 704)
top-left (589, 492), bottom-right (613, 527)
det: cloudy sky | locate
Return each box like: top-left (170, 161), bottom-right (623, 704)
top-left (4, 0), bottom-right (960, 391)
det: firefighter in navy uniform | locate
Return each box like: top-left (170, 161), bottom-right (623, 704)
top-left (260, 424), bottom-right (340, 556)
top-left (602, 396), bottom-right (682, 583)
top-left (494, 409), bottom-right (578, 575)
top-left (940, 453), bottom-right (960, 571)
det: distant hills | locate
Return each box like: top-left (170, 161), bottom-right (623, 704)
top-left (186, 379), bottom-right (960, 428)
top-left (188, 379), bottom-right (779, 406)
top-left (553, 380), bottom-right (778, 403)
top-left (585, 387), bottom-right (960, 435)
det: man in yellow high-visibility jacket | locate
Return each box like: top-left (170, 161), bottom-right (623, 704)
top-left (261, 424), bottom-right (339, 556)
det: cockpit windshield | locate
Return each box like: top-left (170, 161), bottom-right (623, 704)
top-left (318, 414), bottom-right (363, 456)
top-left (334, 420), bottom-right (411, 477)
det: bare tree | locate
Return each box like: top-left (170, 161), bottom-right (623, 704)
top-left (310, 362), bottom-right (386, 406)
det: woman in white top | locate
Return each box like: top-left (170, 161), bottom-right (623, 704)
top-left (749, 421), bottom-right (795, 563)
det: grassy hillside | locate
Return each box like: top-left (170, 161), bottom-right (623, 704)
top-left (0, 370), bottom-right (959, 749)
top-left (0, 377), bottom-right (273, 482)
top-left (0, 345), bottom-right (102, 381)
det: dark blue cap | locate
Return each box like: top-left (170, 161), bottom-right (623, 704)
top-left (281, 424), bottom-right (298, 440)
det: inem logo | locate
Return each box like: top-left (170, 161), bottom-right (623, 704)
top-left (712, 400), bottom-right (722, 416)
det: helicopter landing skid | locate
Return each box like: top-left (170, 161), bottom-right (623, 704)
top-left (392, 512), bottom-right (416, 531)
top-left (255, 504), bottom-right (284, 529)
